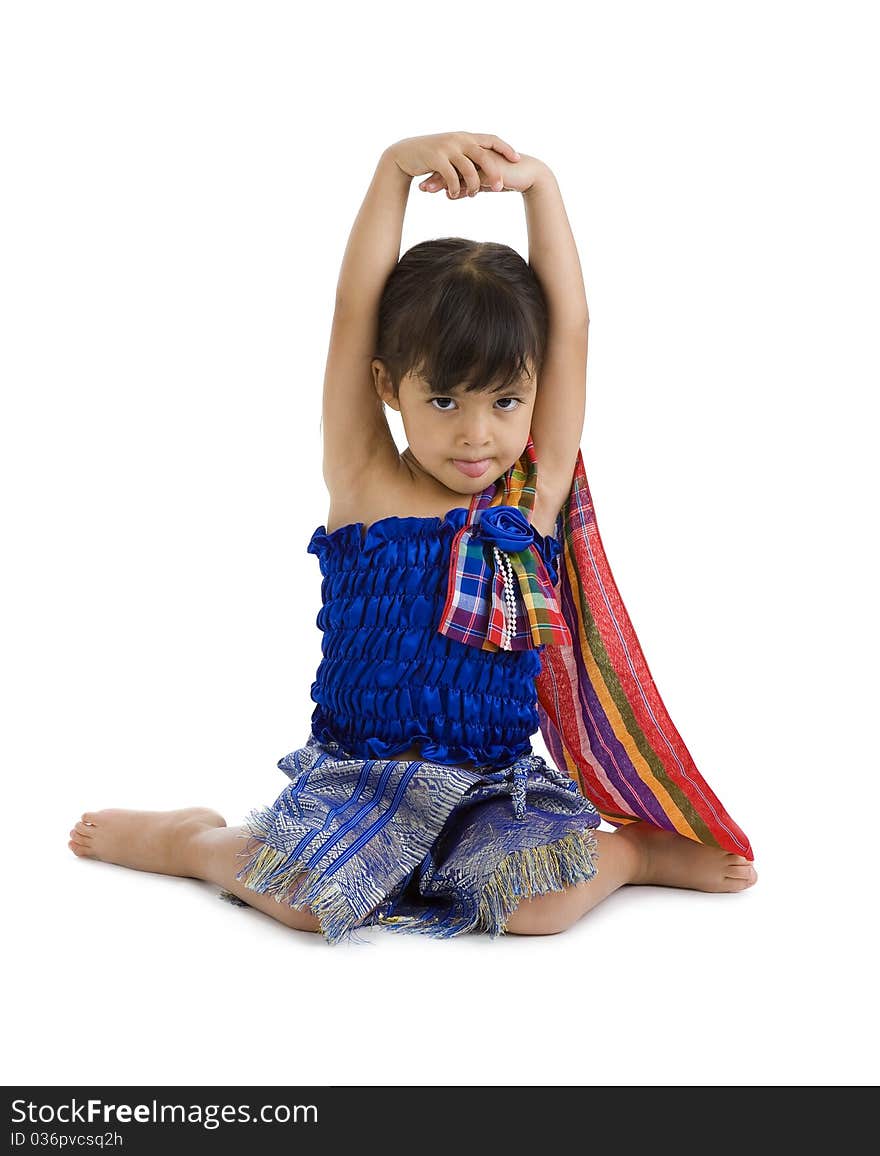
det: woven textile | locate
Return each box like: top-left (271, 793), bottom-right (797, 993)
top-left (220, 734), bottom-right (600, 945)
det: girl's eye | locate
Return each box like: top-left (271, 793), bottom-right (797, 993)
top-left (429, 397), bottom-right (522, 412)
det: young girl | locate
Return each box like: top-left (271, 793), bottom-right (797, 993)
top-left (67, 131), bottom-right (757, 945)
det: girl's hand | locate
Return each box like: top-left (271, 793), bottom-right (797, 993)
top-left (419, 150), bottom-right (546, 197)
top-left (388, 132), bottom-right (522, 199)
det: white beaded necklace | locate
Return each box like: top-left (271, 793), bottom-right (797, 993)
top-left (492, 545), bottom-right (517, 651)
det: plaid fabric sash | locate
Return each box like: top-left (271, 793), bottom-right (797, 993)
top-left (437, 436), bottom-right (570, 651)
top-left (437, 434), bottom-right (754, 860)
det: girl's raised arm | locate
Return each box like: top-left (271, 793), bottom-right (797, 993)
top-left (319, 149), bottom-right (413, 496)
top-left (321, 134), bottom-right (521, 498)
top-left (522, 163), bottom-right (591, 514)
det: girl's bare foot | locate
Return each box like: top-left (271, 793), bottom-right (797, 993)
top-left (67, 807), bottom-right (227, 878)
top-left (615, 822), bottom-right (758, 893)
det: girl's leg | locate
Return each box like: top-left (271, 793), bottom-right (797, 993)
top-left (504, 824), bottom-right (758, 936)
top-left (68, 807), bottom-right (321, 934)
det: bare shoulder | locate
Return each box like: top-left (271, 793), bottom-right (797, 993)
top-left (325, 453), bottom-right (570, 542)
top-left (325, 452), bottom-right (464, 535)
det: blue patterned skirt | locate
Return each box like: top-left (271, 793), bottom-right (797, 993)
top-left (218, 734), bottom-right (601, 945)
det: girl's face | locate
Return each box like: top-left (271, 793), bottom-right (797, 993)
top-left (376, 365), bottom-right (537, 496)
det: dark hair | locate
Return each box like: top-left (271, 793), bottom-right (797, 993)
top-left (374, 237), bottom-right (548, 400)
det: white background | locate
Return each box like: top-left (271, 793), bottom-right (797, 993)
top-left (3, 0), bottom-right (877, 1087)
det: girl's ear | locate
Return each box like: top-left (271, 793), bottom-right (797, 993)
top-left (370, 360), bottom-right (388, 406)
top-left (370, 374), bottom-right (402, 411)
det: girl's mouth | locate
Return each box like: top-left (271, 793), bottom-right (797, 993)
top-left (453, 458), bottom-right (491, 478)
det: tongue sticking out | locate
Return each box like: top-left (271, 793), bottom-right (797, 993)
top-left (454, 459), bottom-right (490, 478)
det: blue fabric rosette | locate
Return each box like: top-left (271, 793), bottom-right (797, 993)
top-left (476, 505), bottom-right (535, 552)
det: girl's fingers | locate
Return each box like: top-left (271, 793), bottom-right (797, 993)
top-left (442, 163), bottom-right (462, 198)
top-left (477, 135), bottom-right (520, 163)
top-left (479, 163), bottom-right (504, 192)
top-left (419, 167), bottom-right (502, 194)
top-left (442, 162), bottom-right (473, 198)
top-left (475, 137), bottom-right (518, 191)
top-left (451, 152), bottom-right (482, 197)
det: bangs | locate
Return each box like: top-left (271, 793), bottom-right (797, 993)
top-left (411, 279), bottom-right (539, 395)
top-left (375, 238), bottom-right (548, 400)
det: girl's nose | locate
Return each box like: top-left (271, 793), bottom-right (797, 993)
top-left (462, 426), bottom-right (491, 448)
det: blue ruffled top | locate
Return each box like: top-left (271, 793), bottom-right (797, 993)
top-left (306, 507), bottom-right (563, 769)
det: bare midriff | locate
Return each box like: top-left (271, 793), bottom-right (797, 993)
top-left (396, 742), bottom-right (481, 770)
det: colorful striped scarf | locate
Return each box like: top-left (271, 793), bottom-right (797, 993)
top-left (437, 434), bottom-right (753, 860)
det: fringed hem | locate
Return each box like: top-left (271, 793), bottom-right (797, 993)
top-left (218, 818), bottom-right (381, 946)
top-left (478, 826), bottom-right (600, 936)
top-left (369, 826), bottom-right (600, 940)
